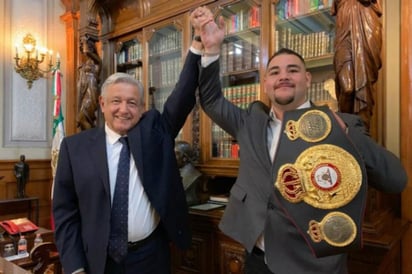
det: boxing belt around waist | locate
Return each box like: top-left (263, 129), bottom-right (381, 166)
top-left (273, 106), bottom-right (367, 257)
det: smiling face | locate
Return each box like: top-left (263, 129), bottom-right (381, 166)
top-left (99, 81), bottom-right (144, 136)
top-left (264, 52), bottom-right (311, 117)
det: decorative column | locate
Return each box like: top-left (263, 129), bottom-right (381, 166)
top-left (400, 0), bottom-right (412, 272)
top-left (60, 9), bottom-right (80, 136)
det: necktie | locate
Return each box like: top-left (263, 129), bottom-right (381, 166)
top-left (108, 136), bottom-right (130, 263)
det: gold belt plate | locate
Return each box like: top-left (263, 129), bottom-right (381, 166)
top-left (307, 211), bottom-right (357, 247)
top-left (275, 144), bottom-right (362, 209)
top-left (284, 110), bottom-right (332, 142)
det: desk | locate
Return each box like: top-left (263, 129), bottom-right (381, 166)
top-left (0, 227), bottom-right (53, 257)
top-left (0, 197), bottom-right (39, 225)
top-left (0, 256), bottom-right (30, 274)
top-left (0, 228), bottom-right (59, 273)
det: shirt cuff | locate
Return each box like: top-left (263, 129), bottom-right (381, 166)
top-left (189, 46), bottom-right (219, 67)
top-left (189, 46), bottom-right (203, 56)
top-left (72, 268), bottom-right (85, 274)
top-left (201, 55), bottom-right (219, 68)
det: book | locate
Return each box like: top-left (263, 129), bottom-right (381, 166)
top-left (190, 203), bottom-right (224, 211)
top-left (209, 194), bottom-right (229, 204)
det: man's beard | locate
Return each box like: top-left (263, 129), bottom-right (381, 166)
top-left (275, 95), bottom-right (294, 106)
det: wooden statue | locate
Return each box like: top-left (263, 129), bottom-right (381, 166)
top-left (332, 0), bottom-right (382, 130)
top-left (76, 34), bottom-right (102, 130)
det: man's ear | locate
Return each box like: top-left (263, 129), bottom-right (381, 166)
top-left (305, 71), bottom-right (312, 88)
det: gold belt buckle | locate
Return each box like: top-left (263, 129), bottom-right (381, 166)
top-left (307, 211), bottom-right (357, 247)
top-left (275, 144), bottom-right (362, 209)
top-left (284, 109), bottom-right (332, 142)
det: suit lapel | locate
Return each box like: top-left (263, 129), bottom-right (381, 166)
top-left (89, 129), bottom-right (111, 197)
top-left (128, 124), bottom-right (144, 181)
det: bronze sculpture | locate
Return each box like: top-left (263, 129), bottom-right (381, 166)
top-left (332, 0), bottom-right (382, 130)
top-left (14, 155), bottom-right (29, 198)
top-left (175, 141), bottom-right (203, 205)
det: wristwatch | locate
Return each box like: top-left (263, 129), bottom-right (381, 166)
top-left (193, 35), bottom-right (201, 42)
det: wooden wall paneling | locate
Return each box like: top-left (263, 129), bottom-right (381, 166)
top-left (0, 160), bottom-right (53, 230)
top-left (400, 0), bottom-right (412, 273)
top-left (60, 10), bottom-right (81, 136)
top-left (97, 0), bottom-right (214, 39)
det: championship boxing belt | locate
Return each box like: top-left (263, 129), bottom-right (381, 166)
top-left (273, 106), bottom-right (368, 257)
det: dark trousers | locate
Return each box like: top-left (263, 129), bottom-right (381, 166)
top-left (104, 227), bottom-right (170, 274)
top-left (244, 247), bottom-right (274, 274)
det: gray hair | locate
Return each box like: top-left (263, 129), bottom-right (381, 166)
top-left (101, 73), bottom-right (145, 104)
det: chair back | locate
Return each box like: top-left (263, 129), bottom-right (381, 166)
top-left (29, 242), bottom-right (61, 274)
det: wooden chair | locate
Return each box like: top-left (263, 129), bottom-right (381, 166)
top-left (29, 242), bottom-right (62, 274)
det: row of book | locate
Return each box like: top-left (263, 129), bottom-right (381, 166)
top-left (222, 83), bottom-right (260, 109)
top-left (116, 31), bottom-right (181, 65)
top-left (221, 38), bottom-right (260, 73)
top-left (223, 6), bottom-right (261, 34)
top-left (277, 0), bottom-right (333, 20)
top-left (149, 31), bottom-right (182, 56)
top-left (275, 28), bottom-right (334, 59)
top-left (123, 66), bottom-right (143, 81)
top-left (117, 42), bottom-right (142, 65)
top-left (211, 121), bottom-right (234, 159)
top-left (308, 80), bottom-right (336, 103)
top-left (211, 82), bottom-right (260, 158)
top-left (150, 87), bottom-right (175, 112)
top-left (212, 135), bottom-right (239, 159)
top-left (308, 79), bottom-right (338, 111)
top-left (149, 57), bottom-right (182, 88)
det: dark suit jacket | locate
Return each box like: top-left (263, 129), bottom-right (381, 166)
top-left (199, 59), bottom-right (407, 274)
top-left (53, 51), bottom-right (201, 274)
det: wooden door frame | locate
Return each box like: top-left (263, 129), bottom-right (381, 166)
top-left (401, 0), bottom-right (412, 273)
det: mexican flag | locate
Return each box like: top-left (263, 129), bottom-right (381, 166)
top-left (51, 60), bottom-right (65, 229)
top-left (51, 60), bottom-right (65, 182)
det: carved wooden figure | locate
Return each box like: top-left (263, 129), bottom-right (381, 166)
top-left (332, 0), bottom-right (382, 130)
top-left (76, 35), bottom-right (102, 130)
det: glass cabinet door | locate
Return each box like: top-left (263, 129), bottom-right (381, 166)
top-left (146, 24), bottom-right (182, 113)
top-left (199, 0), bottom-right (264, 176)
top-left (143, 18), bottom-right (186, 140)
top-left (274, 0), bottom-right (337, 111)
top-left (115, 34), bottom-right (143, 81)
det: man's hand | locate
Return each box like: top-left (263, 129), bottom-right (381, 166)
top-left (200, 14), bottom-right (225, 55)
top-left (190, 6), bottom-right (214, 36)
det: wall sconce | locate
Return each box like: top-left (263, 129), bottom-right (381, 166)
top-left (14, 33), bottom-right (56, 89)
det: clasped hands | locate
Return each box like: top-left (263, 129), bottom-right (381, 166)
top-left (190, 6), bottom-right (225, 55)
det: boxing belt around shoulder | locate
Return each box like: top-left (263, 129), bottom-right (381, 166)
top-left (273, 106), bottom-right (368, 257)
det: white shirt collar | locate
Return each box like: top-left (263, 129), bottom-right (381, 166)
top-left (105, 123), bottom-right (125, 145)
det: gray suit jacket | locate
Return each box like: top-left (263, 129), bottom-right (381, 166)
top-left (199, 59), bottom-right (407, 274)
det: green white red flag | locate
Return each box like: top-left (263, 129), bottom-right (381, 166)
top-left (51, 60), bottom-right (65, 194)
top-left (51, 60), bottom-right (64, 230)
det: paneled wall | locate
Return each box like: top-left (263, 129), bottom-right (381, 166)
top-left (0, 159), bottom-right (53, 229)
top-left (0, 0), bottom-right (66, 160)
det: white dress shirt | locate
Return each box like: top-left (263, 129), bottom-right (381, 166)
top-left (105, 124), bottom-right (160, 242)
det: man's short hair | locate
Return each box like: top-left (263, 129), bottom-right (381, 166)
top-left (266, 48), bottom-right (306, 69)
